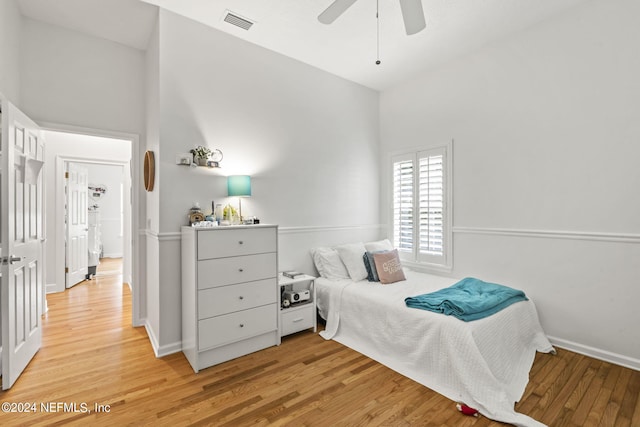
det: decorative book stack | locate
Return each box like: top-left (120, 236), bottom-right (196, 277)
top-left (282, 271), bottom-right (304, 279)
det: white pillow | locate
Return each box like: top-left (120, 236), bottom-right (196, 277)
top-left (335, 242), bottom-right (368, 281)
top-left (365, 239), bottom-right (393, 252)
top-left (311, 247), bottom-right (350, 280)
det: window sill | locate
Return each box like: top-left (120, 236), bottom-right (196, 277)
top-left (401, 259), bottom-right (453, 275)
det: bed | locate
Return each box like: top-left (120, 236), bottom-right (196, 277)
top-left (313, 243), bottom-right (554, 427)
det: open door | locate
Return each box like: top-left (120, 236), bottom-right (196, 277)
top-left (1, 96), bottom-right (44, 390)
top-left (65, 162), bottom-right (88, 287)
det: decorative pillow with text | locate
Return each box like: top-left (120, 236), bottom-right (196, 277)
top-left (373, 249), bottom-right (406, 284)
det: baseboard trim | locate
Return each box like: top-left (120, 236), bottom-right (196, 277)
top-left (144, 320), bottom-right (182, 358)
top-left (102, 252), bottom-right (123, 258)
top-left (45, 283), bottom-right (59, 294)
top-left (144, 321), bottom-right (160, 357)
top-left (453, 226), bottom-right (640, 244)
top-left (547, 335), bottom-right (640, 371)
top-left (157, 341), bottom-right (182, 358)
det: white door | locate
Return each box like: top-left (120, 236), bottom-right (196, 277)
top-left (65, 163), bottom-right (88, 288)
top-left (1, 97), bottom-right (45, 390)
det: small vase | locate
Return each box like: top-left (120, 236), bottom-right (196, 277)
top-left (197, 158), bottom-right (208, 166)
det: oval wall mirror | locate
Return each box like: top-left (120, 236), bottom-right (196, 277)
top-left (144, 150), bottom-right (155, 191)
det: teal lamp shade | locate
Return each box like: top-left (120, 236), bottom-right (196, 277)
top-left (227, 175), bottom-right (251, 197)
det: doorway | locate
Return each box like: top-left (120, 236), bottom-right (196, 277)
top-left (65, 161), bottom-right (125, 289)
top-left (42, 128), bottom-right (141, 326)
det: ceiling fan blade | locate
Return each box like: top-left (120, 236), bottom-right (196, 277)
top-left (318, 0), bottom-right (359, 25)
top-left (399, 0), bottom-right (426, 35)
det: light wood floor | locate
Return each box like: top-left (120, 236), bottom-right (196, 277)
top-left (1, 258), bottom-right (638, 426)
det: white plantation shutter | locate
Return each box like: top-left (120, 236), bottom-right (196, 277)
top-left (393, 156), bottom-right (415, 253)
top-left (418, 150), bottom-right (444, 262)
top-left (391, 145), bottom-right (450, 268)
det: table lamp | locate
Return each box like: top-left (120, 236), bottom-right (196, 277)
top-left (227, 175), bottom-right (251, 221)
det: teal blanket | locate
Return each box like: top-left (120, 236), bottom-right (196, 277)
top-left (404, 277), bottom-right (528, 321)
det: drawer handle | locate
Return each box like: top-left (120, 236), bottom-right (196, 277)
top-left (239, 296), bottom-right (244, 300)
top-left (238, 240), bottom-right (244, 245)
top-left (239, 324), bottom-right (244, 328)
top-left (238, 268), bottom-right (244, 272)
top-left (293, 318), bottom-right (304, 323)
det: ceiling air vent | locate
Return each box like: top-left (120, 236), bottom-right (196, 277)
top-left (223, 11), bottom-right (254, 31)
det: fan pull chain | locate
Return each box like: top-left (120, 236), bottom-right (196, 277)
top-left (376, 0), bottom-right (381, 65)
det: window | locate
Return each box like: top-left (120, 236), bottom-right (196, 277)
top-left (391, 144), bottom-right (451, 270)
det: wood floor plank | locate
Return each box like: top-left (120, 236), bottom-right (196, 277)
top-left (618, 369), bottom-right (640, 427)
top-left (606, 366), bottom-right (632, 426)
top-left (0, 257), bottom-right (638, 427)
top-left (574, 362), bottom-right (610, 424)
top-left (537, 353), bottom-right (590, 423)
top-left (400, 387), bottom-right (448, 425)
top-left (631, 380), bottom-right (640, 427)
top-left (584, 387), bottom-right (614, 427)
top-left (533, 348), bottom-right (576, 397)
top-left (565, 361), bottom-right (607, 426)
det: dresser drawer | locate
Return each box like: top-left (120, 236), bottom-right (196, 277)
top-left (281, 304), bottom-right (315, 336)
top-left (198, 253), bottom-right (276, 289)
top-left (197, 227), bottom-right (276, 260)
top-left (198, 304), bottom-right (277, 350)
top-left (198, 279), bottom-right (276, 319)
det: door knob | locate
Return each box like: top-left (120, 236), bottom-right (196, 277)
top-left (2, 255), bottom-right (23, 265)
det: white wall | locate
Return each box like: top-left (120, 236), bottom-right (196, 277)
top-left (87, 164), bottom-right (124, 258)
top-left (0, 0), bottom-right (21, 104)
top-left (20, 14), bottom-right (146, 242)
top-left (143, 10), bottom-right (381, 355)
top-left (20, 18), bottom-right (145, 136)
top-left (157, 11), bottom-right (380, 231)
top-left (380, 0), bottom-right (640, 368)
top-left (43, 131), bottom-right (130, 294)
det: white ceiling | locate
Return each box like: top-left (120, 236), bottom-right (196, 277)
top-left (18, 0), bottom-right (590, 91)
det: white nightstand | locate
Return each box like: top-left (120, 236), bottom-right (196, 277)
top-left (279, 273), bottom-right (317, 337)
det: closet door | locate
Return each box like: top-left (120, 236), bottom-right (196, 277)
top-left (65, 162), bottom-right (89, 287)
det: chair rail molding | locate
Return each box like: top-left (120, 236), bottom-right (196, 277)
top-left (453, 226), bottom-right (640, 244)
top-left (279, 224), bottom-right (385, 235)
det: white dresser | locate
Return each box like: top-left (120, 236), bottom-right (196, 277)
top-left (181, 224), bottom-right (279, 373)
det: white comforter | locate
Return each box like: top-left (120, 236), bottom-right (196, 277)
top-left (317, 270), bottom-right (554, 427)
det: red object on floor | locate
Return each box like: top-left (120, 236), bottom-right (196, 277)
top-left (456, 403), bottom-right (479, 416)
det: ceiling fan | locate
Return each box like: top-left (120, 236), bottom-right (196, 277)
top-left (318, 0), bottom-right (426, 35)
